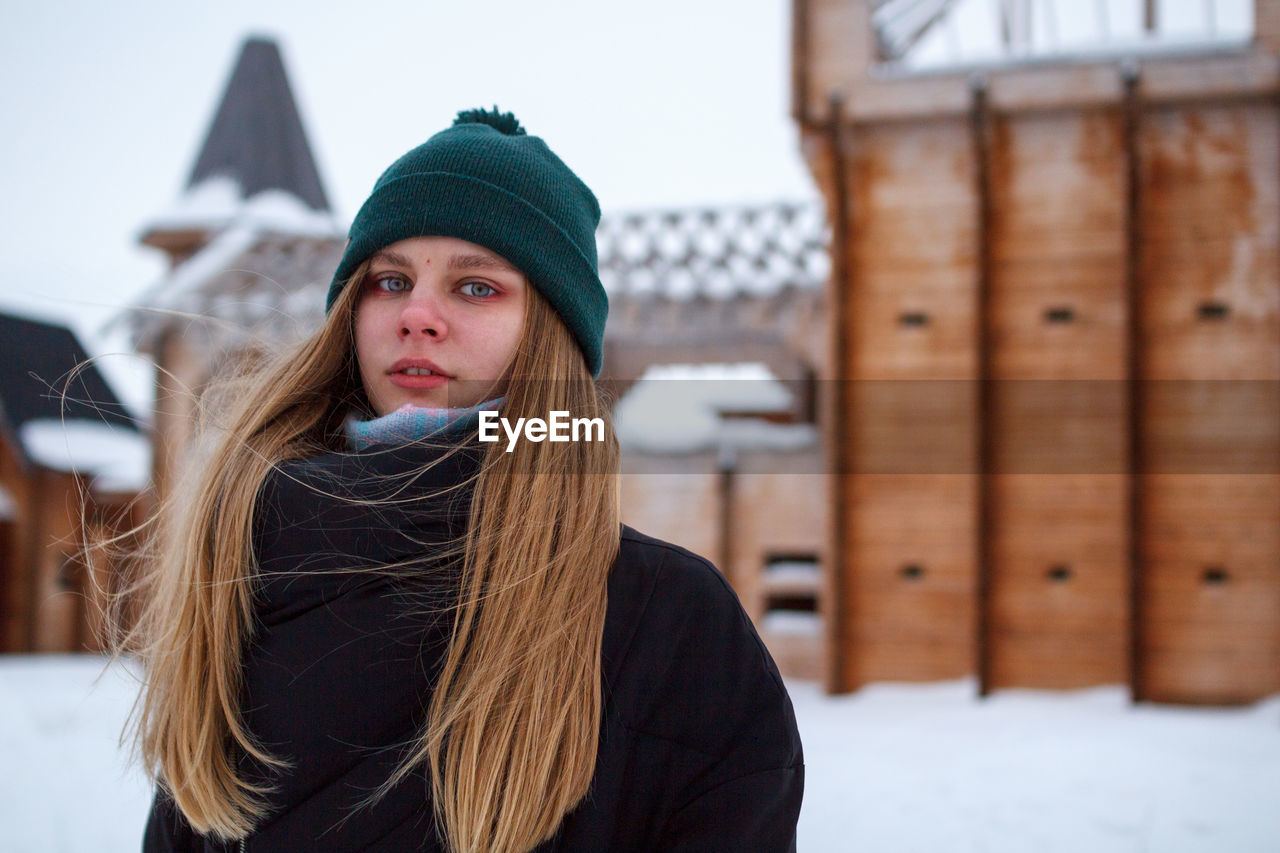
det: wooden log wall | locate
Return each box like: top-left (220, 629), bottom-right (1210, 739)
top-left (619, 454), bottom-right (722, 567)
top-left (619, 447), bottom-right (828, 681)
top-left (839, 114), bottom-right (981, 689)
top-left (1137, 103), bottom-right (1280, 703)
top-left (730, 450), bottom-right (827, 681)
top-left (983, 106), bottom-right (1132, 691)
top-left (0, 454), bottom-right (85, 652)
top-left (0, 435), bottom-right (30, 652)
top-left (28, 469), bottom-right (84, 651)
top-left (797, 0), bottom-right (1280, 703)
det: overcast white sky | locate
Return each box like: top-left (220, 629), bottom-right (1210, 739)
top-left (0, 0), bottom-right (815, 371)
top-left (0, 0), bottom-right (1251, 414)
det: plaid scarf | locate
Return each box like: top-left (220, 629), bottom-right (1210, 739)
top-left (345, 398), bottom-right (503, 450)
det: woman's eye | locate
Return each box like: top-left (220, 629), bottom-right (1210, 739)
top-left (376, 276), bottom-right (410, 293)
top-left (460, 282), bottom-right (497, 298)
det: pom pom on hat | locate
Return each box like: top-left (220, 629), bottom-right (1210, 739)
top-left (453, 106), bottom-right (527, 136)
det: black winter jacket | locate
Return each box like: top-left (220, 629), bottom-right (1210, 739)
top-left (143, 441), bottom-right (804, 851)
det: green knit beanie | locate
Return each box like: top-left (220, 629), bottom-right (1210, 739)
top-left (328, 107), bottom-right (608, 377)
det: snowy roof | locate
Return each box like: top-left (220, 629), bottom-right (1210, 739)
top-left (598, 202), bottom-right (828, 301)
top-left (614, 362), bottom-right (818, 455)
top-left (0, 311), bottom-right (147, 489)
top-left (123, 228), bottom-right (345, 353)
top-left (0, 311), bottom-right (140, 434)
top-left (145, 176), bottom-right (342, 239)
top-left (126, 199), bottom-right (828, 357)
top-left (19, 419), bottom-right (151, 493)
top-left (882, 0), bottom-right (1255, 71)
top-left (183, 37), bottom-right (328, 212)
top-left (139, 37), bottom-right (337, 247)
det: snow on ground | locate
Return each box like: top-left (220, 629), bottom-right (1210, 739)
top-left (0, 656), bottom-right (151, 852)
top-left (791, 679), bottom-right (1280, 852)
top-left (1, 656), bottom-right (1277, 852)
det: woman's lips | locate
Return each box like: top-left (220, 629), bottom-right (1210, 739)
top-left (387, 359), bottom-right (451, 390)
top-left (389, 371), bottom-right (449, 390)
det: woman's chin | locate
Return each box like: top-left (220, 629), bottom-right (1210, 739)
top-left (370, 392), bottom-right (443, 415)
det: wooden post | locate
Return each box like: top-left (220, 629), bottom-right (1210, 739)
top-left (791, 0), bottom-right (810, 124)
top-left (717, 449), bottom-right (736, 588)
top-left (1259, 0), bottom-right (1280, 53)
top-left (969, 76), bottom-right (995, 698)
top-left (21, 469), bottom-right (45, 652)
top-left (804, 0), bottom-right (874, 123)
top-left (823, 92), bottom-right (853, 693)
top-left (1121, 64), bottom-right (1147, 704)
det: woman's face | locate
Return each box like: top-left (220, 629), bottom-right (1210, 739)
top-left (354, 236), bottom-right (528, 415)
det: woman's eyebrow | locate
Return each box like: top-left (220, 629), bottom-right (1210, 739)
top-left (368, 249), bottom-right (413, 268)
top-left (367, 249), bottom-right (519, 274)
top-left (448, 253), bottom-right (520, 274)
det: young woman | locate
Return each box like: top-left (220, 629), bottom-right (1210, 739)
top-left (127, 108), bottom-right (803, 852)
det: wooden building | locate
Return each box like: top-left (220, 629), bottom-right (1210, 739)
top-left (613, 363), bottom-right (828, 680)
top-left (794, 0), bottom-right (1280, 702)
top-left (598, 206), bottom-right (830, 680)
top-left (0, 312), bottom-right (148, 653)
top-left (621, 446), bottom-right (828, 681)
top-left (127, 37), bottom-right (345, 505)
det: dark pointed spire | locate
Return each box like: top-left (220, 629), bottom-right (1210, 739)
top-left (140, 36), bottom-right (335, 261)
top-left (186, 36), bottom-right (329, 210)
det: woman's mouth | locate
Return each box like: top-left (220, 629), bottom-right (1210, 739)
top-left (389, 363), bottom-right (450, 390)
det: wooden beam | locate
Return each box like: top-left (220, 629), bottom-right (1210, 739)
top-left (21, 469), bottom-right (45, 652)
top-left (808, 49), bottom-right (1280, 127)
top-left (792, 0), bottom-right (811, 123)
top-left (806, 0), bottom-right (874, 123)
top-left (824, 92), bottom-right (854, 693)
top-left (1256, 0), bottom-right (1280, 53)
top-left (969, 77), bottom-right (995, 698)
top-left (717, 455), bottom-right (736, 589)
top-left (1122, 65), bottom-right (1147, 704)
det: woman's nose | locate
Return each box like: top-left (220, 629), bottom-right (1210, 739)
top-left (397, 292), bottom-right (447, 340)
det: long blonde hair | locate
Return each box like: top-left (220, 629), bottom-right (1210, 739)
top-left (112, 263), bottom-right (620, 851)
